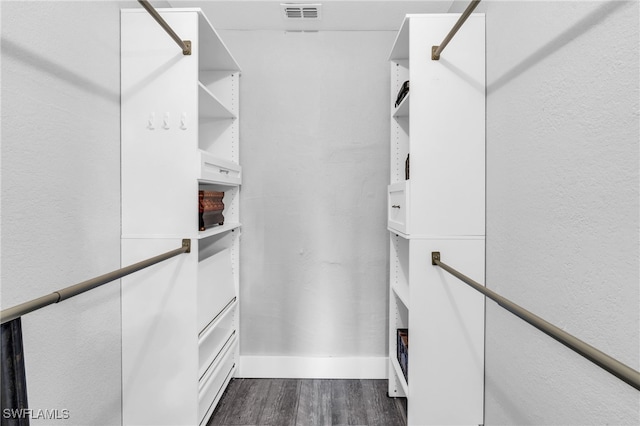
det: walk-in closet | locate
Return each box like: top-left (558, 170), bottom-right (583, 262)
top-left (1, 1), bottom-right (638, 425)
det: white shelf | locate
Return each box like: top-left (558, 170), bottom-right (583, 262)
top-left (199, 298), bottom-right (237, 341)
top-left (199, 301), bottom-right (237, 380)
top-left (197, 177), bottom-right (241, 187)
top-left (198, 334), bottom-right (237, 425)
top-left (199, 82), bottom-right (236, 119)
top-left (391, 355), bottom-right (409, 396)
top-left (388, 16), bottom-right (410, 60)
top-left (393, 93), bottom-right (410, 118)
top-left (198, 222), bottom-right (241, 239)
top-left (392, 280), bottom-right (409, 309)
top-left (387, 228), bottom-right (410, 239)
top-left (194, 9), bottom-right (241, 72)
top-left (199, 362), bottom-right (235, 426)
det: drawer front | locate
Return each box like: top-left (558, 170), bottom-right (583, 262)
top-left (388, 182), bottom-right (409, 234)
top-left (198, 248), bottom-right (236, 333)
top-left (199, 302), bottom-right (236, 379)
top-left (198, 151), bottom-right (242, 185)
top-left (198, 337), bottom-right (236, 425)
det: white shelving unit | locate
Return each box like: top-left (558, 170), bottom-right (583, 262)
top-left (120, 8), bottom-right (241, 426)
top-left (387, 14), bottom-right (486, 426)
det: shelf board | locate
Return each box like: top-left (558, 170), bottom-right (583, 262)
top-left (388, 228), bottom-right (410, 239)
top-left (195, 9), bottom-right (241, 72)
top-left (199, 324), bottom-right (237, 382)
top-left (199, 83), bottom-right (236, 119)
top-left (198, 179), bottom-right (241, 189)
top-left (393, 94), bottom-right (410, 118)
top-left (199, 298), bottom-right (237, 341)
top-left (388, 16), bottom-right (409, 60)
top-left (198, 222), bottom-right (241, 239)
top-left (390, 356), bottom-right (409, 396)
top-left (392, 281), bottom-right (409, 309)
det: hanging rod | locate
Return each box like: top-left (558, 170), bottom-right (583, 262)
top-left (138, 0), bottom-right (192, 55)
top-left (432, 0), bottom-right (481, 60)
top-left (0, 239), bottom-right (191, 325)
top-left (431, 251), bottom-right (640, 391)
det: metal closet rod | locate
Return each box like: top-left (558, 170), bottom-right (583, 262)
top-left (0, 239), bottom-right (191, 325)
top-left (138, 0), bottom-right (192, 55)
top-left (432, 0), bottom-right (481, 60)
top-left (431, 251), bottom-right (640, 391)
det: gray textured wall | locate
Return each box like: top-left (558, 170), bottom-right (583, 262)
top-left (484, 1), bottom-right (639, 424)
top-left (219, 29), bottom-right (393, 358)
top-left (1, 1), bottom-right (133, 424)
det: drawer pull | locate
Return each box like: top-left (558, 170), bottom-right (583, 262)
top-left (392, 205), bottom-right (401, 209)
top-left (219, 169), bottom-right (230, 175)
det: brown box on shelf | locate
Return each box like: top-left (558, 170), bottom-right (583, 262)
top-left (199, 190), bottom-right (225, 231)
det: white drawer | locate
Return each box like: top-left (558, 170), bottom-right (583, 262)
top-left (198, 248), bottom-right (236, 333)
top-left (198, 301), bottom-right (236, 379)
top-left (198, 150), bottom-right (241, 185)
top-left (198, 336), bottom-right (236, 425)
top-left (388, 181), bottom-right (410, 234)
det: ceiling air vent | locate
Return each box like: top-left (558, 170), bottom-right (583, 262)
top-left (281, 3), bottom-right (322, 20)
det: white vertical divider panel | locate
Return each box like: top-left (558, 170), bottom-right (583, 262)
top-left (121, 238), bottom-right (199, 425)
top-left (408, 14), bottom-right (485, 238)
top-left (387, 14), bottom-right (485, 426)
top-left (408, 238), bottom-right (485, 425)
top-left (121, 11), bottom-right (198, 239)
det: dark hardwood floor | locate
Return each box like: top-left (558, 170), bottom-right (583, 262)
top-left (206, 379), bottom-right (407, 426)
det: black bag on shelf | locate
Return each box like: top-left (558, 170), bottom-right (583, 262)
top-left (395, 80), bottom-right (410, 108)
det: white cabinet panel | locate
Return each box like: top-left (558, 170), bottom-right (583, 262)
top-left (408, 239), bottom-right (485, 425)
top-left (121, 238), bottom-right (199, 426)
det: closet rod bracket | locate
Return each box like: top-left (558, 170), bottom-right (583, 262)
top-left (432, 0), bottom-right (481, 60)
top-left (138, 0), bottom-right (192, 55)
top-left (182, 41), bottom-right (192, 56)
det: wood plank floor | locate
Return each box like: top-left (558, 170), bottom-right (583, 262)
top-left (206, 379), bottom-right (407, 426)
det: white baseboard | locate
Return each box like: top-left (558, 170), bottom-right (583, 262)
top-left (237, 356), bottom-right (388, 379)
